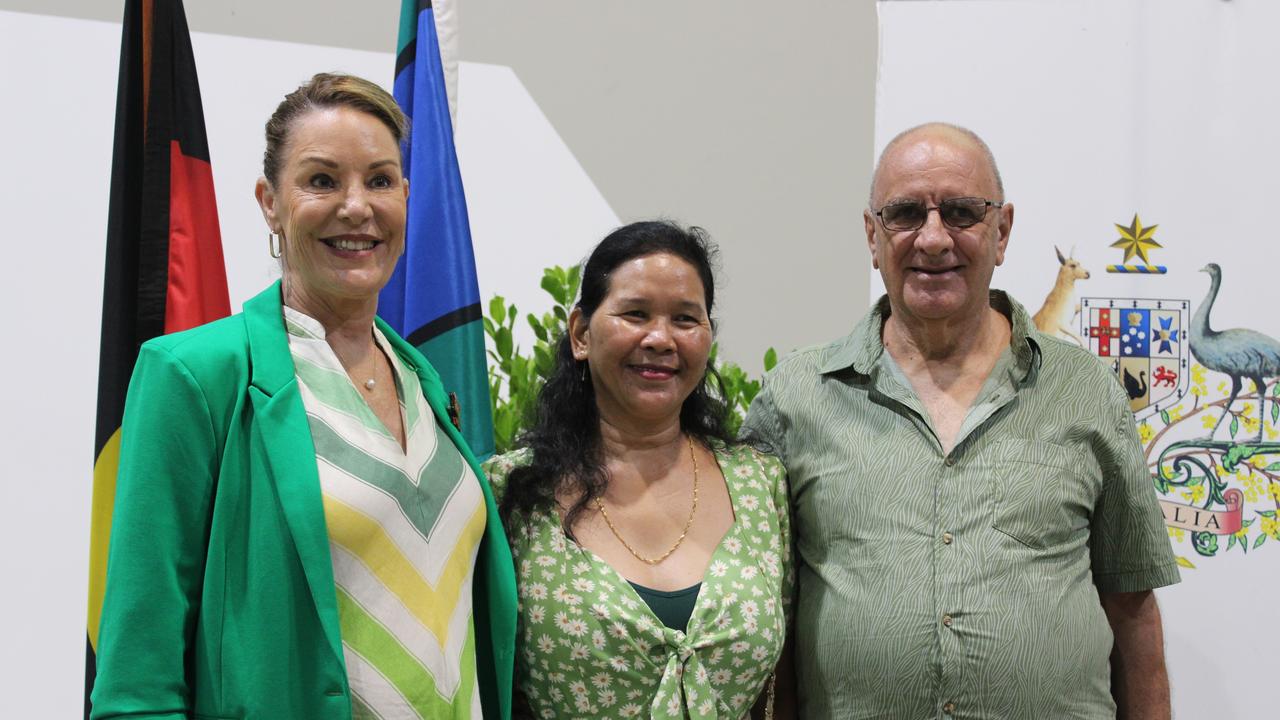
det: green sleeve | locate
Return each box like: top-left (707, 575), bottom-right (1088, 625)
top-left (741, 382), bottom-right (787, 465)
top-left (481, 450), bottom-right (527, 505)
top-left (767, 452), bottom-right (795, 623)
top-left (91, 343), bottom-right (219, 719)
top-left (1089, 380), bottom-right (1181, 593)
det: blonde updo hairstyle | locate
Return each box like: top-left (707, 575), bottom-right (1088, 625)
top-left (261, 72), bottom-right (408, 188)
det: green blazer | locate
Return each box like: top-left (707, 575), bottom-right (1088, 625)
top-left (91, 282), bottom-right (517, 720)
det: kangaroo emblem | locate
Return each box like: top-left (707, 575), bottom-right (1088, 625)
top-left (1033, 246), bottom-right (1091, 346)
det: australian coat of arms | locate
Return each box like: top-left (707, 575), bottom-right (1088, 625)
top-left (1034, 215), bottom-right (1280, 567)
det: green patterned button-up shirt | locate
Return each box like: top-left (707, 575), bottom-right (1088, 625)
top-left (742, 291), bottom-right (1179, 720)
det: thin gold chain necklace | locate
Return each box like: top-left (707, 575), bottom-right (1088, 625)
top-left (594, 435), bottom-right (699, 566)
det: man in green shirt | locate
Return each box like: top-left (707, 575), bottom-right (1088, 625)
top-left (742, 123), bottom-right (1179, 719)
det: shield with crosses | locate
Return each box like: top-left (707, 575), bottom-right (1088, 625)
top-left (1080, 297), bottom-right (1190, 420)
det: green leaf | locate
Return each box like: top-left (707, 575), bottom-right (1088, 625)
top-left (1273, 383), bottom-right (1280, 397)
top-left (1259, 510), bottom-right (1277, 519)
top-left (1230, 415), bottom-right (1239, 438)
top-left (1253, 533), bottom-right (1268, 549)
top-left (488, 295), bottom-right (506, 325)
top-left (495, 327), bottom-right (513, 360)
top-left (1160, 410), bottom-right (1170, 426)
top-left (764, 347), bottom-right (778, 372)
top-left (567, 264), bottom-right (582, 299)
top-left (1175, 556), bottom-right (1196, 569)
top-left (1272, 398), bottom-right (1280, 425)
top-left (533, 345), bottom-right (553, 376)
top-left (553, 305), bottom-right (567, 322)
top-left (1227, 534), bottom-right (1237, 551)
top-left (1191, 531), bottom-right (1219, 557)
top-left (1186, 475), bottom-right (1204, 487)
top-left (541, 273), bottom-right (567, 306)
top-left (1152, 473), bottom-right (1169, 494)
top-left (528, 313), bottom-right (548, 342)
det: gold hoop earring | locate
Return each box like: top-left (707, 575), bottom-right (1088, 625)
top-left (268, 232), bottom-right (282, 259)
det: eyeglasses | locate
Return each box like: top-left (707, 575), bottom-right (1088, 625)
top-left (871, 197), bottom-right (1003, 232)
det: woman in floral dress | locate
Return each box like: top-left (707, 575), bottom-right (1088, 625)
top-left (484, 221), bottom-right (792, 719)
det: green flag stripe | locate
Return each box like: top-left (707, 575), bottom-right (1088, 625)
top-left (396, 0), bottom-right (419, 56)
top-left (336, 587), bottom-right (477, 716)
top-left (417, 320), bottom-right (494, 459)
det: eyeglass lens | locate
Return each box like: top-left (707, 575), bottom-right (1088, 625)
top-left (880, 198), bottom-right (990, 231)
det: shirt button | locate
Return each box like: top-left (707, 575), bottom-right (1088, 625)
top-left (942, 532), bottom-right (954, 545)
top-left (943, 701), bottom-right (957, 714)
top-left (942, 614), bottom-right (954, 627)
top-left (944, 456), bottom-right (956, 467)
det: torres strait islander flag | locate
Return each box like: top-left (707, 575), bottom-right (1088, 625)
top-left (381, 0), bottom-right (496, 459)
top-left (84, 0), bottom-right (229, 715)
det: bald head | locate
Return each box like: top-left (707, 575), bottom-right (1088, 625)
top-left (869, 123), bottom-right (1004, 207)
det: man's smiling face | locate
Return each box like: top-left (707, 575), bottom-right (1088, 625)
top-left (864, 126), bottom-right (1012, 326)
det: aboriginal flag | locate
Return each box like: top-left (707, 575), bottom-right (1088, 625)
top-left (84, 0), bottom-right (229, 715)
top-left (381, 0), bottom-right (496, 458)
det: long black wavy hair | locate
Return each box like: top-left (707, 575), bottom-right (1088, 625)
top-left (499, 220), bottom-right (736, 535)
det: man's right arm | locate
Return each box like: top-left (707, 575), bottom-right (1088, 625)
top-left (740, 381), bottom-right (787, 463)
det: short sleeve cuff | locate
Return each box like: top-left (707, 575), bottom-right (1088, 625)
top-left (1094, 562), bottom-right (1182, 594)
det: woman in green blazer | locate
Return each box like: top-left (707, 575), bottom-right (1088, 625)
top-left (91, 74), bottom-right (517, 720)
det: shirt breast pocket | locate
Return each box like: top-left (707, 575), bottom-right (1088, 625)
top-left (989, 439), bottom-right (1088, 550)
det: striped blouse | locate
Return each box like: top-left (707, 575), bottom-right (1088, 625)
top-left (286, 307), bottom-right (486, 719)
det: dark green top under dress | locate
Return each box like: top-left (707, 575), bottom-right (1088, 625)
top-left (629, 582), bottom-right (701, 631)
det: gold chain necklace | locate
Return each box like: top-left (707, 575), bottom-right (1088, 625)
top-left (594, 435), bottom-right (699, 566)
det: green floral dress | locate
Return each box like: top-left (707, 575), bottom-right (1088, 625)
top-left (483, 444), bottom-right (792, 720)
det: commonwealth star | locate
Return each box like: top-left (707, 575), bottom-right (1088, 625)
top-left (1111, 214), bottom-right (1162, 264)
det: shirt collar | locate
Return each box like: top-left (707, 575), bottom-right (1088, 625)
top-left (819, 289), bottom-right (1042, 385)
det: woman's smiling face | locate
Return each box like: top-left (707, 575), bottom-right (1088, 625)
top-left (570, 252), bottom-right (713, 428)
top-left (257, 105), bottom-right (408, 309)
